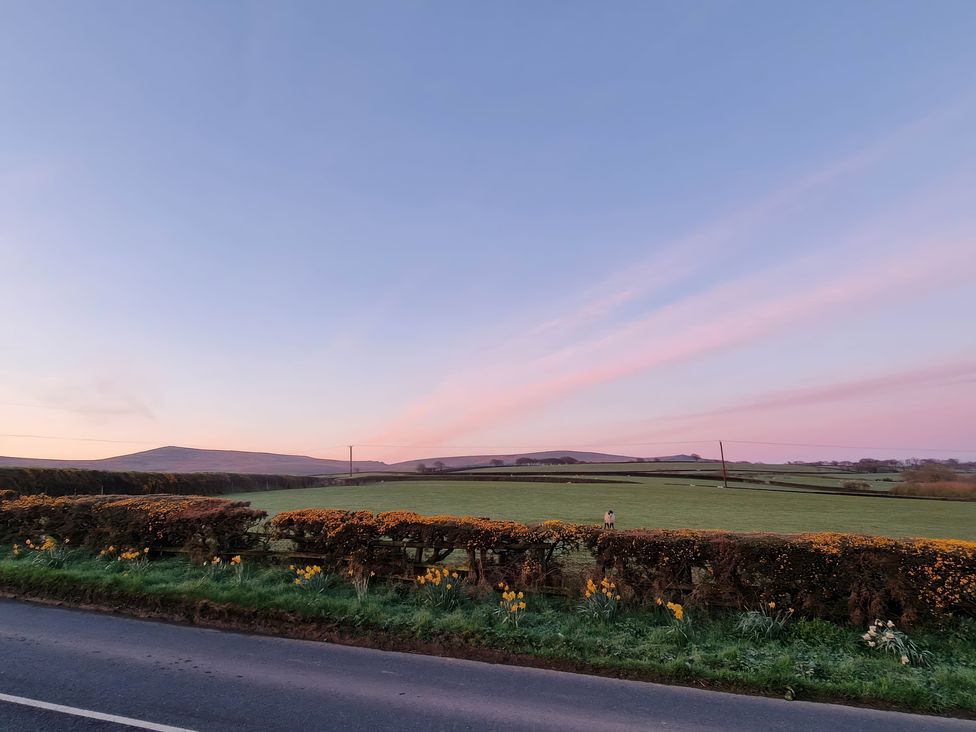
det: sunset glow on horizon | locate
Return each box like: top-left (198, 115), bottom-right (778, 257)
top-left (2, 4), bottom-right (975, 465)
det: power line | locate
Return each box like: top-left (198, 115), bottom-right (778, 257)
top-left (0, 433), bottom-right (153, 445)
top-left (351, 440), bottom-right (716, 450)
top-left (725, 440), bottom-right (976, 454)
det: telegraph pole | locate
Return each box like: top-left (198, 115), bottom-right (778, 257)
top-left (348, 445), bottom-right (354, 478)
top-left (719, 440), bottom-right (729, 489)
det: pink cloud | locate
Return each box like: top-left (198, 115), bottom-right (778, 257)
top-left (366, 236), bottom-right (975, 448)
top-left (606, 359), bottom-right (976, 440)
top-left (516, 102), bottom-right (959, 349)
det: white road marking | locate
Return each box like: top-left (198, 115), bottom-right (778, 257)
top-left (0, 691), bottom-right (198, 731)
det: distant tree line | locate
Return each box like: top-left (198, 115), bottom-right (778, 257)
top-left (0, 467), bottom-right (322, 497)
top-left (789, 458), bottom-right (975, 473)
top-left (415, 455), bottom-right (593, 473)
top-left (514, 456), bottom-right (582, 466)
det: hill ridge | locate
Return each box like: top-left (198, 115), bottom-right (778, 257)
top-left (0, 446), bottom-right (697, 476)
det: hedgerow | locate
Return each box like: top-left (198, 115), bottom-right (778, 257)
top-left (270, 509), bottom-right (594, 586)
top-left (269, 509), bottom-right (380, 569)
top-left (4, 496), bottom-right (972, 625)
top-left (0, 466), bottom-right (321, 497)
top-left (587, 529), bottom-right (976, 624)
top-left (268, 509), bottom-right (974, 623)
top-left (0, 494), bottom-right (266, 559)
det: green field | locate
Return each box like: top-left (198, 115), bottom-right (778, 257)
top-left (227, 476), bottom-right (976, 541)
top-left (459, 462), bottom-right (902, 491)
top-left (463, 460), bottom-right (840, 474)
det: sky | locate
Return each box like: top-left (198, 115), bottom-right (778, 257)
top-left (2, 1), bottom-right (975, 465)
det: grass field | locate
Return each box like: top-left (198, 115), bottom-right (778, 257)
top-left (459, 462), bottom-right (903, 491)
top-left (463, 460), bottom-right (843, 474)
top-left (227, 476), bottom-right (976, 540)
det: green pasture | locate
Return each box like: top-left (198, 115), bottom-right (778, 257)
top-left (227, 476), bottom-right (976, 541)
top-left (459, 462), bottom-right (899, 490)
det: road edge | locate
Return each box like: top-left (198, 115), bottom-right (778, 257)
top-left (1, 580), bottom-right (973, 722)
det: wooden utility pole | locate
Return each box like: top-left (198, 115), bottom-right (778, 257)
top-left (719, 440), bottom-right (729, 488)
top-left (348, 445), bottom-right (354, 478)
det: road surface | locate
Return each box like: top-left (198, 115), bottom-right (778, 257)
top-left (0, 599), bottom-right (972, 731)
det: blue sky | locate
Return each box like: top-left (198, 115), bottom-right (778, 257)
top-left (2, 2), bottom-right (975, 462)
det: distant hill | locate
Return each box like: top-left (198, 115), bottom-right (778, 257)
top-left (0, 446), bottom-right (381, 476)
top-left (0, 446), bottom-right (701, 476)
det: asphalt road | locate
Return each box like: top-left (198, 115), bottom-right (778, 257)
top-left (0, 599), bottom-right (973, 731)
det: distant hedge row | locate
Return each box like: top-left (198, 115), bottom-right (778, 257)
top-left (0, 467), bottom-right (322, 497)
top-left (271, 509), bottom-right (976, 625)
top-left (0, 493), bottom-right (266, 558)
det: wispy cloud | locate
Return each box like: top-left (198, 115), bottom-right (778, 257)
top-left (364, 101), bottom-right (975, 453)
top-left (517, 101), bottom-right (964, 348)
top-left (33, 377), bottom-right (156, 421)
top-left (608, 359), bottom-right (976, 439)
top-left (367, 231), bottom-right (975, 447)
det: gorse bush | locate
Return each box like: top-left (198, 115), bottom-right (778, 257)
top-left (588, 529), bottom-right (976, 624)
top-left (270, 509), bottom-right (591, 587)
top-left (270, 509), bottom-right (379, 570)
top-left (0, 494), bottom-right (266, 559)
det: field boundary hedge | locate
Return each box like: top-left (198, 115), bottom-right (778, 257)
top-left (0, 493), bottom-right (266, 559)
top-left (0, 467), bottom-right (323, 497)
top-left (268, 509), bottom-right (976, 625)
top-left (2, 495), bottom-right (973, 625)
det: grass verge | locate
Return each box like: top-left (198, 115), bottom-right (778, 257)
top-left (1, 550), bottom-right (974, 718)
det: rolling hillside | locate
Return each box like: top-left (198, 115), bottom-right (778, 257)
top-left (0, 446), bottom-right (687, 475)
